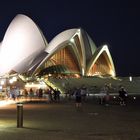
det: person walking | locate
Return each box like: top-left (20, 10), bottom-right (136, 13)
top-left (119, 87), bottom-right (128, 106)
top-left (75, 87), bottom-right (82, 108)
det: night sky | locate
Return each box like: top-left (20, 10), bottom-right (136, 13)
top-left (0, 0), bottom-right (140, 76)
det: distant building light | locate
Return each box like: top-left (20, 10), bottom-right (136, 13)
top-left (9, 79), bottom-right (14, 84)
top-left (129, 76), bottom-right (132, 82)
top-left (48, 74), bottom-right (52, 76)
top-left (113, 96), bottom-right (116, 99)
top-left (0, 100), bottom-right (16, 107)
top-left (70, 38), bottom-right (74, 43)
top-left (39, 81), bottom-right (45, 85)
top-left (25, 83), bottom-right (46, 88)
top-left (110, 69), bottom-right (115, 77)
top-left (37, 78), bottom-right (40, 81)
top-left (0, 80), bottom-right (5, 85)
top-left (88, 73), bottom-right (91, 76)
top-left (12, 77), bottom-right (17, 82)
top-left (26, 78), bottom-right (29, 80)
top-left (133, 96), bottom-right (136, 100)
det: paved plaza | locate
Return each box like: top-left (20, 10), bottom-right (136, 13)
top-left (0, 97), bottom-right (140, 140)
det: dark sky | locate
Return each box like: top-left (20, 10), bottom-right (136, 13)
top-left (0, 0), bottom-right (140, 76)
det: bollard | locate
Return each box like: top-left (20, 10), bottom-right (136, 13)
top-left (17, 103), bottom-right (23, 128)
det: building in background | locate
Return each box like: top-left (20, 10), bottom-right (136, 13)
top-left (0, 14), bottom-right (116, 78)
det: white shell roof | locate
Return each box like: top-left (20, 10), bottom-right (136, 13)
top-left (45, 29), bottom-right (78, 53)
top-left (32, 28), bottom-right (81, 75)
top-left (0, 14), bottom-right (47, 75)
top-left (35, 28), bottom-right (98, 76)
top-left (0, 15), bottom-right (116, 77)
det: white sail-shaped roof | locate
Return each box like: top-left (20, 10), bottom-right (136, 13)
top-left (33, 28), bottom-right (86, 75)
top-left (0, 14), bottom-right (48, 76)
top-left (45, 29), bottom-right (78, 53)
top-left (0, 14), bottom-right (116, 77)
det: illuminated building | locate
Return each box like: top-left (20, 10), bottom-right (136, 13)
top-left (0, 14), bottom-right (116, 77)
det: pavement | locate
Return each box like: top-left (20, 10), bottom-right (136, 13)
top-left (0, 97), bottom-right (140, 140)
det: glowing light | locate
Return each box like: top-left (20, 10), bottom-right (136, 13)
top-left (113, 96), bottom-right (116, 99)
top-left (9, 79), bottom-right (13, 84)
top-left (133, 96), bottom-right (136, 100)
top-left (12, 77), bottom-right (17, 82)
top-left (77, 29), bottom-right (81, 32)
top-left (88, 73), bottom-right (91, 76)
top-left (75, 74), bottom-right (80, 78)
top-left (39, 81), bottom-right (46, 85)
top-left (0, 100), bottom-right (16, 107)
top-left (70, 38), bottom-right (74, 43)
top-left (37, 78), bottom-right (40, 81)
top-left (129, 76), bottom-right (132, 82)
top-left (26, 77), bottom-right (29, 80)
top-left (110, 69), bottom-right (115, 77)
top-left (0, 80), bottom-right (5, 85)
top-left (25, 83), bottom-right (47, 88)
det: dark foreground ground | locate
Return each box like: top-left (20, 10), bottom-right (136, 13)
top-left (0, 96), bottom-right (140, 140)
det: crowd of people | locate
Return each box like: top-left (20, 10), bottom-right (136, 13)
top-left (67, 84), bottom-right (128, 108)
top-left (22, 88), bottom-right (62, 102)
top-left (98, 84), bottom-right (128, 106)
top-left (1, 83), bottom-right (128, 108)
top-left (2, 87), bottom-right (62, 102)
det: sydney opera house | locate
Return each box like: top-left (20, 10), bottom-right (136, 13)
top-left (0, 14), bottom-right (116, 79)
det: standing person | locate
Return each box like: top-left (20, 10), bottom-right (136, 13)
top-left (105, 92), bottom-right (110, 106)
top-left (23, 89), bottom-right (28, 100)
top-left (99, 84), bottom-right (110, 105)
top-left (29, 88), bottom-right (34, 101)
top-left (119, 87), bottom-right (128, 106)
top-left (38, 88), bottom-right (43, 100)
top-left (75, 87), bottom-right (82, 108)
top-left (104, 85), bottom-right (110, 106)
top-left (10, 88), bottom-right (16, 100)
top-left (53, 89), bottom-right (57, 101)
top-left (48, 88), bottom-right (53, 102)
top-left (56, 89), bottom-right (61, 101)
top-left (81, 85), bottom-right (87, 102)
top-left (99, 85), bottom-right (107, 105)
